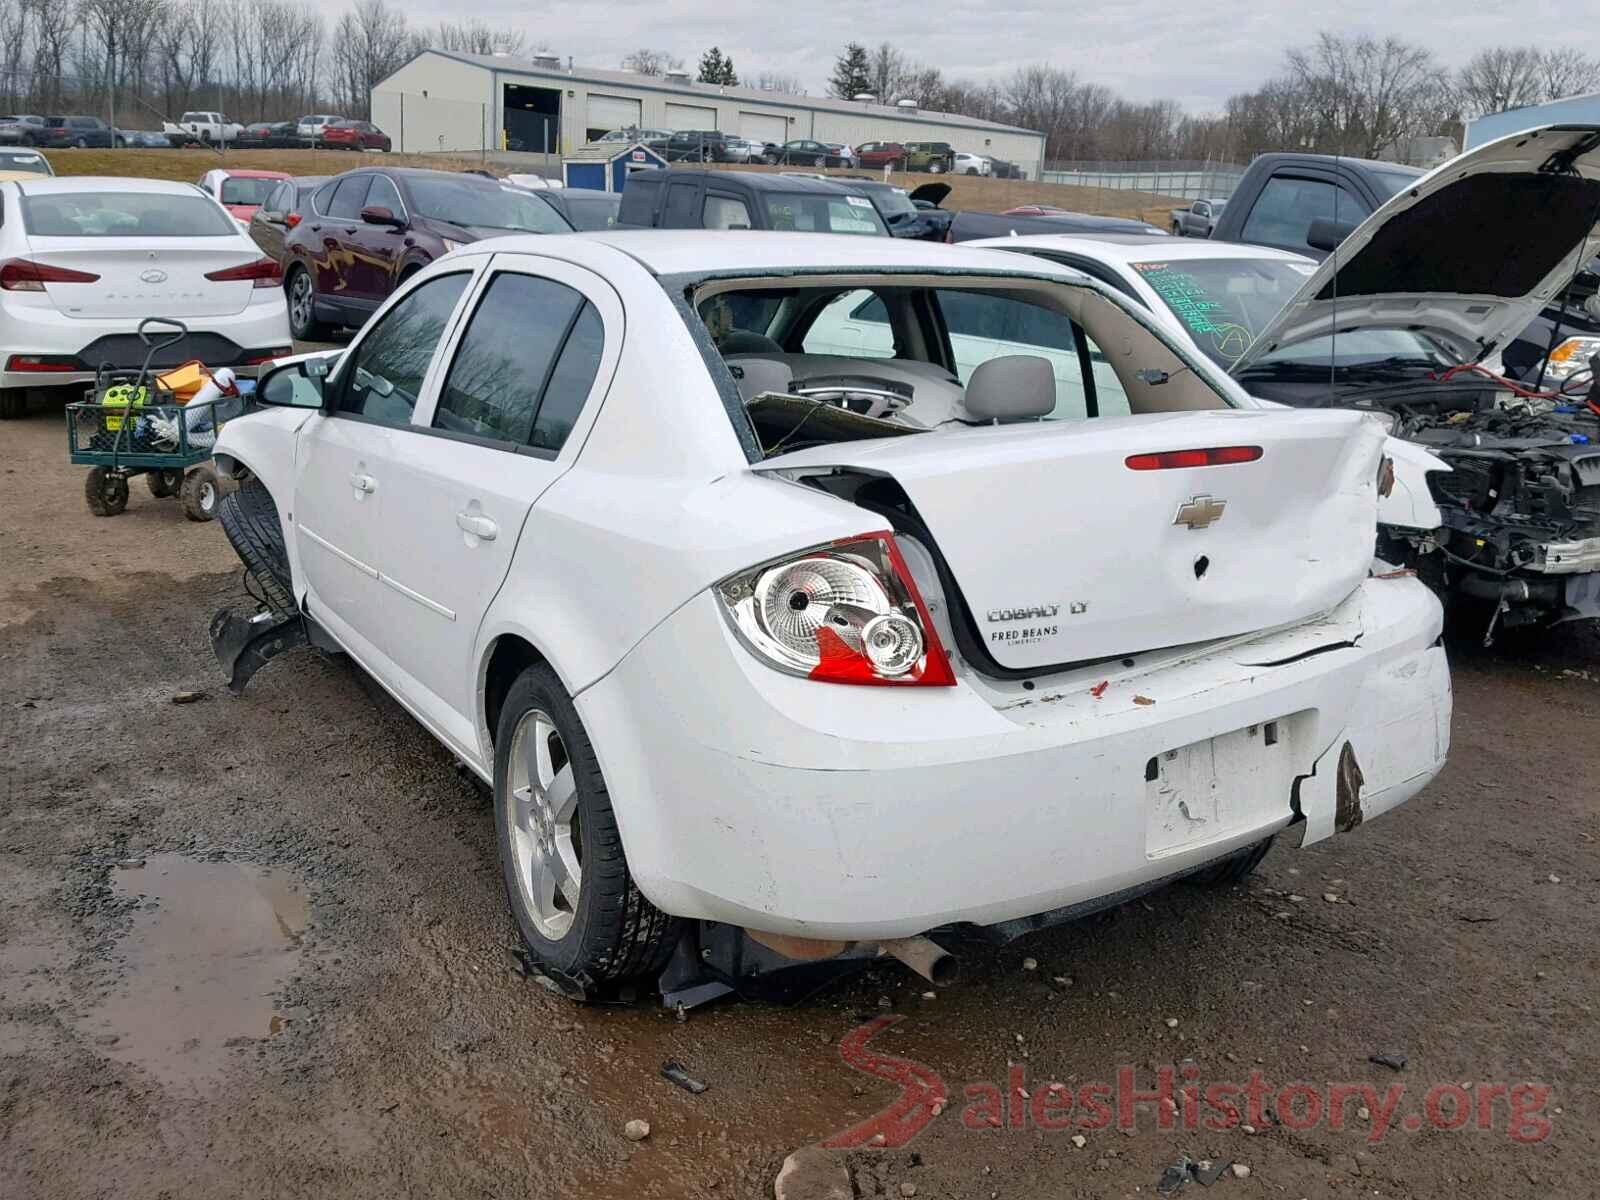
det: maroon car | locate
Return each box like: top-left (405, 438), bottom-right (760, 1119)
top-left (855, 141), bottom-right (907, 169)
top-left (280, 168), bottom-right (572, 339)
top-left (321, 119), bottom-right (391, 152)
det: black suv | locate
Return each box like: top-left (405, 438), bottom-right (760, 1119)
top-left (663, 130), bottom-right (736, 163)
top-left (618, 169), bottom-right (887, 235)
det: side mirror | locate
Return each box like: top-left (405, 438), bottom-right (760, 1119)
top-left (360, 205), bottom-right (400, 227)
top-left (256, 357), bottom-right (332, 409)
top-left (1307, 217), bottom-right (1357, 254)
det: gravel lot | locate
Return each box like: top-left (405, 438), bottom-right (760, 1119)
top-left (1, 408), bottom-right (1596, 1198)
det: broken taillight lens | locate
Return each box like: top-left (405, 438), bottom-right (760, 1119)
top-left (716, 532), bottom-right (956, 686)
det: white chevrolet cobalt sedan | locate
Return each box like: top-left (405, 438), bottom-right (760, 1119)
top-left (0, 177), bottom-right (291, 419)
top-left (210, 232), bottom-right (1452, 1000)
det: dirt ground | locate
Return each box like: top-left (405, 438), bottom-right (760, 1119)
top-left (1, 407), bottom-right (1597, 1199)
top-left (42, 147), bottom-right (1179, 224)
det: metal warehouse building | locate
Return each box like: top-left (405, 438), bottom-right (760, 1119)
top-left (372, 50), bottom-right (1047, 176)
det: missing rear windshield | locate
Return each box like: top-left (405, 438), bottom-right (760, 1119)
top-left (687, 273), bottom-right (1231, 459)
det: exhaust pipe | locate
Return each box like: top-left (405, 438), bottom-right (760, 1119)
top-left (879, 936), bottom-right (959, 987)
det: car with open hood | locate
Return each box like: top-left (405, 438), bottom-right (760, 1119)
top-left (969, 124), bottom-right (1600, 639)
top-left (205, 230), bottom-right (1450, 1002)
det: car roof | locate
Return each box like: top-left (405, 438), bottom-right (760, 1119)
top-left (9, 176), bottom-right (226, 196)
top-left (968, 232), bottom-right (1314, 265)
top-left (221, 169), bottom-right (291, 179)
top-left (630, 168), bottom-right (865, 194)
top-left (501, 229), bottom-right (1092, 279)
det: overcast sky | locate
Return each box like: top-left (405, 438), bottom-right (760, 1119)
top-left (387, 0), bottom-right (1584, 113)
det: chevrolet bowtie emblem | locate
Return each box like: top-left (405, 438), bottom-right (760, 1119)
top-left (1173, 495), bottom-right (1226, 530)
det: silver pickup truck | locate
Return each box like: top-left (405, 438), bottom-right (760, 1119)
top-left (1169, 197), bottom-right (1226, 237)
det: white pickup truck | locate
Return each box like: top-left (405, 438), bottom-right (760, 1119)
top-left (162, 111), bottom-right (243, 146)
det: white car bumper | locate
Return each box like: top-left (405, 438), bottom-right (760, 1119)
top-left (0, 294), bottom-right (290, 392)
top-left (580, 574), bottom-right (1450, 940)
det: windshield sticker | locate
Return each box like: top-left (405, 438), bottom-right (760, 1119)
top-left (846, 195), bottom-right (873, 207)
top-left (1132, 262), bottom-right (1255, 361)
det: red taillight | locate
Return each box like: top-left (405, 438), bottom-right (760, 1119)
top-left (285, 213), bottom-right (302, 228)
top-left (205, 257), bottom-right (283, 289)
top-left (0, 258), bottom-right (100, 291)
top-left (1125, 446), bottom-right (1263, 471)
top-left (717, 531), bottom-right (956, 687)
top-left (6, 353), bottom-right (81, 372)
top-left (240, 347), bottom-right (292, 366)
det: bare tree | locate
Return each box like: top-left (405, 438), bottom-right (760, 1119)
top-left (331, 0), bottom-right (416, 117)
top-left (430, 20), bottom-right (525, 57)
top-left (1456, 47), bottom-right (1545, 117)
top-left (752, 70), bottom-right (803, 95)
top-left (620, 48), bottom-right (681, 77)
top-left (1285, 32), bottom-right (1447, 157)
top-left (1536, 48), bottom-right (1600, 104)
top-left (866, 41), bottom-right (907, 103)
top-left (31, 0), bottom-right (78, 109)
top-left (0, 0), bottom-right (31, 109)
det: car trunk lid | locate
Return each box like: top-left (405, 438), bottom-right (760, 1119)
top-left (756, 408), bottom-right (1387, 670)
top-left (1232, 124), bottom-right (1600, 372)
top-left (17, 237), bottom-right (257, 319)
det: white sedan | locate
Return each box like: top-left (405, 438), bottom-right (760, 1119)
top-left (954, 151), bottom-right (991, 176)
top-left (211, 232), bottom-right (1450, 999)
top-left (0, 177), bottom-right (291, 419)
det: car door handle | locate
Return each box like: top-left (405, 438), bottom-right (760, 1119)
top-left (455, 511), bottom-right (498, 540)
top-left (349, 473), bottom-right (377, 494)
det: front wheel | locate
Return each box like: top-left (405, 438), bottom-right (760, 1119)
top-left (115, 136), bottom-right (127, 148)
top-left (73, 137), bottom-right (87, 149)
top-left (929, 162), bottom-right (946, 174)
top-left (85, 468), bottom-right (129, 516)
top-left (494, 663), bottom-right (680, 992)
top-left (286, 266), bottom-right (331, 341)
top-left (1172, 224), bottom-right (1183, 236)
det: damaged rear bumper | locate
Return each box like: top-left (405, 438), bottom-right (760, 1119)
top-left (580, 574), bottom-right (1450, 941)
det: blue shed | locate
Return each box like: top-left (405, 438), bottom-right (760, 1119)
top-left (561, 141), bottom-right (668, 192)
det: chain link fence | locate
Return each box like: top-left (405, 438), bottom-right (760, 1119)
top-left (1040, 160), bottom-right (1249, 201)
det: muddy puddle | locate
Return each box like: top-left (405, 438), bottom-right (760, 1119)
top-left (86, 853), bottom-right (308, 1089)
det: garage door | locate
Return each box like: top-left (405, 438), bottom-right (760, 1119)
top-left (587, 94), bottom-right (641, 137)
top-left (665, 102), bottom-right (717, 131)
top-left (740, 111), bottom-right (788, 145)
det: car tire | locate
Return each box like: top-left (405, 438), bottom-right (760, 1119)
top-left (1172, 224), bottom-right (1182, 236)
top-left (85, 468), bottom-right (129, 516)
top-left (217, 476), bottom-right (296, 613)
top-left (1184, 837), bottom-right (1274, 886)
top-left (929, 162), bottom-right (945, 174)
top-left (115, 136), bottom-right (126, 148)
top-left (147, 468), bottom-right (182, 498)
top-left (494, 662), bottom-right (681, 991)
top-left (965, 167), bottom-right (977, 175)
top-left (286, 266), bottom-right (331, 341)
top-left (180, 465), bottom-right (220, 522)
top-left (72, 137), bottom-right (87, 149)
top-left (0, 388), bottom-right (25, 419)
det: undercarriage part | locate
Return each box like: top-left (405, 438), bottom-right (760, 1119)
top-left (209, 607), bottom-right (308, 693)
top-left (1335, 741), bottom-right (1365, 834)
top-left (879, 936), bottom-right (959, 987)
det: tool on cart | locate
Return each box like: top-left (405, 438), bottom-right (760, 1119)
top-left (65, 317), bottom-right (256, 520)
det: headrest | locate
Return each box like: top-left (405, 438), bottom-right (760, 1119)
top-left (721, 330), bottom-right (784, 355)
top-left (964, 355), bottom-right (1056, 421)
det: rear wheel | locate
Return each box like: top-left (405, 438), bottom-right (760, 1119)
top-left (180, 465), bottom-right (220, 522)
top-left (217, 476), bottom-right (295, 613)
top-left (0, 388), bottom-right (25, 419)
top-left (84, 468), bottom-right (128, 516)
top-left (286, 266), bottom-right (331, 341)
top-left (494, 663), bottom-right (680, 992)
top-left (72, 136), bottom-right (87, 148)
top-left (146, 468), bottom-right (182, 498)
top-left (1185, 837), bottom-right (1274, 885)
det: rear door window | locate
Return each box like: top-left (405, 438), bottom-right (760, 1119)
top-left (433, 273), bottom-right (605, 453)
top-left (365, 174), bottom-right (403, 216)
top-left (662, 181), bottom-right (701, 229)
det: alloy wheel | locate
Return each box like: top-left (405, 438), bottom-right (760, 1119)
top-left (506, 708), bottom-right (582, 940)
top-left (289, 272), bottom-right (313, 333)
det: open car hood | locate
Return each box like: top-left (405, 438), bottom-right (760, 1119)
top-left (909, 182), bottom-right (950, 207)
top-left (1231, 125), bottom-right (1600, 374)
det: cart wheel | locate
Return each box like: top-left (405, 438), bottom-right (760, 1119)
top-left (180, 466), bottom-right (220, 522)
top-left (85, 468), bottom-right (129, 517)
top-left (147, 468), bottom-right (183, 499)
